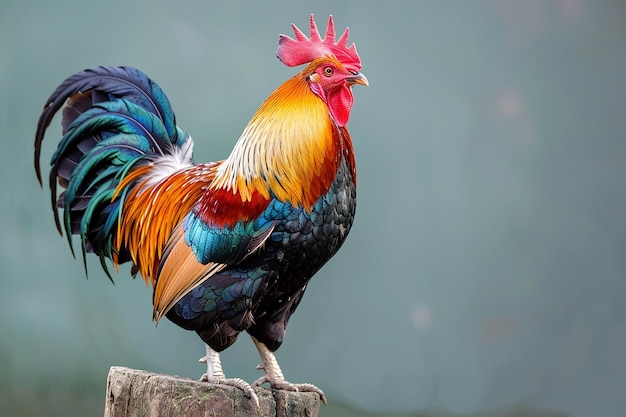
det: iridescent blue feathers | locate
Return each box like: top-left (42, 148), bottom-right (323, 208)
top-left (183, 212), bottom-right (276, 265)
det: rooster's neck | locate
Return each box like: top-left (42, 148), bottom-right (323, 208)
top-left (212, 75), bottom-right (350, 210)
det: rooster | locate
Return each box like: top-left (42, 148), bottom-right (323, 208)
top-left (34, 15), bottom-right (366, 406)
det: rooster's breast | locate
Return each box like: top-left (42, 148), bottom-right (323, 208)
top-left (266, 157), bottom-right (356, 277)
top-left (246, 156), bottom-right (356, 349)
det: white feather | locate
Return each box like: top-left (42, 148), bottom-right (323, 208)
top-left (144, 139), bottom-right (195, 187)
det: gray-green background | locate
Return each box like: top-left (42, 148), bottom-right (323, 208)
top-left (2, 1), bottom-right (625, 416)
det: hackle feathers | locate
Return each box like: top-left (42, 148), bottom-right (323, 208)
top-left (211, 68), bottom-right (338, 212)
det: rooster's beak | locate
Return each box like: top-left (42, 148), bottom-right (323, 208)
top-left (348, 72), bottom-right (369, 86)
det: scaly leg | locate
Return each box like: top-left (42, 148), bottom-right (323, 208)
top-left (199, 343), bottom-right (259, 408)
top-left (251, 336), bottom-right (327, 404)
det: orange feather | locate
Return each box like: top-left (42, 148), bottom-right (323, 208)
top-left (112, 162), bottom-right (216, 284)
top-left (152, 225), bottom-right (226, 321)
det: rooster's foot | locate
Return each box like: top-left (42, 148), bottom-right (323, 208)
top-left (252, 371), bottom-right (327, 404)
top-left (251, 336), bottom-right (327, 404)
top-left (199, 344), bottom-right (260, 408)
top-left (200, 373), bottom-right (259, 407)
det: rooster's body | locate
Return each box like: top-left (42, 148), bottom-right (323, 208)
top-left (34, 15), bottom-right (366, 406)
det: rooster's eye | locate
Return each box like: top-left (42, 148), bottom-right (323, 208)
top-left (323, 67), bottom-right (333, 77)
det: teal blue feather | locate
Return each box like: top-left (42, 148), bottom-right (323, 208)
top-left (183, 212), bottom-right (275, 265)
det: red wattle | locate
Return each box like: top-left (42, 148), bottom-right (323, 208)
top-left (328, 86), bottom-right (354, 127)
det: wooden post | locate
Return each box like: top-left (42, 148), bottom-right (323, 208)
top-left (104, 366), bottom-right (320, 417)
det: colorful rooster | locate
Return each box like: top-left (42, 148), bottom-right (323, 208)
top-left (34, 15), bottom-right (366, 406)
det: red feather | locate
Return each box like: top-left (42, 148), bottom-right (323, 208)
top-left (195, 188), bottom-right (271, 228)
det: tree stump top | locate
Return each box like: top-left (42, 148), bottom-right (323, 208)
top-left (104, 366), bottom-right (320, 417)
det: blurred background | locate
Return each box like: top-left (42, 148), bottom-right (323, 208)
top-left (1, 1), bottom-right (625, 416)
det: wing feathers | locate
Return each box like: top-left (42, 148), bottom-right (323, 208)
top-left (153, 218), bottom-right (277, 322)
top-left (153, 225), bottom-right (226, 322)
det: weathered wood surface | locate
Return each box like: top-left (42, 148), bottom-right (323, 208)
top-left (104, 366), bottom-right (320, 417)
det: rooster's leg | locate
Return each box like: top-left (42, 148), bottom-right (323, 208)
top-left (251, 336), bottom-right (327, 404)
top-left (199, 343), bottom-right (259, 407)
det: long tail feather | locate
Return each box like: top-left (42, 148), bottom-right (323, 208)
top-left (35, 66), bottom-right (181, 184)
top-left (34, 66), bottom-right (193, 281)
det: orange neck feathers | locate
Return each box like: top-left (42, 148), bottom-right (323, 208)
top-left (209, 69), bottom-right (347, 213)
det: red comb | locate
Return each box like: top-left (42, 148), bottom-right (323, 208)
top-left (276, 14), bottom-right (361, 70)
